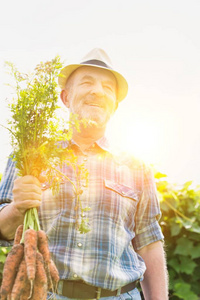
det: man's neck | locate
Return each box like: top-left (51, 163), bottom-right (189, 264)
top-left (72, 125), bottom-right (106, 152)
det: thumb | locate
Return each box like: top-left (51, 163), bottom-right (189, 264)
top-left (38, 174), bottom-right (48, 183)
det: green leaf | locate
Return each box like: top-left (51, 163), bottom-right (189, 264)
top-left (0, 247), bottom-right (9, 254)
top-left (187, 200), bottom-right (197, 213)
top-left (189, 224), bottom-right (200, 234)
top-left (174, 282), bottom-right (198, 300)
top-left (168, 257), bottom-right (180, 273)
top-left (182, 181), bottom-right (193, 191)
top-left (192, 267), bottom-right (200, 281)
top-left (156, 180), bottom-right (169, 192)
top-left (174, 237), bottom-right (194, 256)
top-left (190, 244), bottom-right (200, 259)
top-left (179, 219), bottom-right (194, 230)
top-left (0, 255), bottom-right (6, 263)
top-left (155, 172), bottom-right (167, 179)
top-left (160, 201), bottom-right (170, 212)
top-left (188, 232), bottom-right (200, 242)
top-left (170, 222), bottom-right (182, 236)
top-left (179, 256), bottom-right (197, 274)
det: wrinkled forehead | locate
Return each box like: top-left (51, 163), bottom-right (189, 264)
top-left (69, 65), bottom-right (117, 86)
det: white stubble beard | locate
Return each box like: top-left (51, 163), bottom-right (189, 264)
top-left (70, 100), bottom-right (112, 128)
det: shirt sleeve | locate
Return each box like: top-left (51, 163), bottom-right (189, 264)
top-left (0, 156), bottom-right (18, 205)
top-left (133, 165), bottom-right (164, 250)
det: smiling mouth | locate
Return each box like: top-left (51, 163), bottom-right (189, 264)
top-left (86, 103), bottom-right (104, 108)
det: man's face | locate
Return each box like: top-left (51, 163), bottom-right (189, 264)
top-left (62, 66), bottom-right (117, 128)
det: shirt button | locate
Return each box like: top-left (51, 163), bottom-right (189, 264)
top-left (77, 242), bottom-right (82, 247)
top-left (73, 273), bottom-right (78, 278)
top-left (83, 157), bottom-right (87, 162)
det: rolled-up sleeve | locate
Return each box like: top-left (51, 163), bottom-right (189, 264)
top-left (133, 166), bottom-right (164, 250)
top-left (0, 203), bottom-right (9, 212)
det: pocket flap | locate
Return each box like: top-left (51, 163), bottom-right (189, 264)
top-left (104, 179), bottom-right (139, 201)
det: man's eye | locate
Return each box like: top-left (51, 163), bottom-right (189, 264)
top-left (81, 81), bottom-right (92, 85)
top-left (104, 85), bottom-right (113, 91)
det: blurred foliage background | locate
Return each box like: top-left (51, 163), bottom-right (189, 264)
top-left (0, 172), bottom-right (200, 299)
top-left (155, 172), bottom-right (200, 300)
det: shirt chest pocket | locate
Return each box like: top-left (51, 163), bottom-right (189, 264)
top-left (104, 179), bottom-right (140, 201)
top-left (104, 179), bottom-right (140, 219)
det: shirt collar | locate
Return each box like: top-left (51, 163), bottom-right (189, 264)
top-left (95, 136), bottom-right (111, 153)
top-left (63, 136), bottom-right (112, 154)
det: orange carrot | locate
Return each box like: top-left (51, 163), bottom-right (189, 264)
top-left (14, 225), bottom-right (23, 245)
top-left (31, 252), bottom-right (47, 300)
top-left (11, 259), bottom-right (28, 300)
top-left (46, 259), bottom-right (59, 292)
top-left (49, 259), bottom-right (60, 292)
top-left (46, 264), bottom-right (53, 291)
top-left (24, 229), bottom-right (37, 282)
top-left (1, 293), bottom-right (11, 300)
top-left (37, 230), bottom-right (51, 264)
top-left (19, 281), bottom-right (31, 300)
top-left (0, 244), bottom-right (24, 299)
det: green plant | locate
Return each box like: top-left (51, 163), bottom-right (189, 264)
top-left (6, 57), bottom-right (65, 178)
top-left (156, 173), bottom-right (200, 300)
top-left (3, 57), bottom-right (90, 235)
top-left (0, 56), bottom-right (91, 297)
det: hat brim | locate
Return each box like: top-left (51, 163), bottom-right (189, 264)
top-left (58, 63), bottom-right (128, 102)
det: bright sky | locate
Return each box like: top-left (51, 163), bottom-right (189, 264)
top-left (0, 0), bottom-right (200, 185)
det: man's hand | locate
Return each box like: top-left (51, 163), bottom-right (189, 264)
top-left (13, 175), bottom-right (42, 215)
top-left (0, 175), bottom-right (43, 240)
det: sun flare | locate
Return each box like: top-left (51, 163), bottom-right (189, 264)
top-left (107, 113), bottom-right (163, 167)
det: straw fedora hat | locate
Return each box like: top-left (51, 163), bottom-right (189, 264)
top-left (58, 48), bottom-right (128, 102)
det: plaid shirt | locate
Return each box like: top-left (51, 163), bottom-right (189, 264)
top-left (0, 137), bottom-right (164, 290)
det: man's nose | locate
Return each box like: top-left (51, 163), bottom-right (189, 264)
top-left (90, 82), bottom-right (105, 97)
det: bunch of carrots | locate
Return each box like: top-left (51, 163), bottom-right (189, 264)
top-left (0, 56), bottom-right (90, 299)
top-left (0, 58), bottom-right (63, 300)
top-left (0, 225), bottom-right (59, 300)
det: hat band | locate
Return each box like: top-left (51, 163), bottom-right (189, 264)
top-left (80, 59), bottom-right (113, 70)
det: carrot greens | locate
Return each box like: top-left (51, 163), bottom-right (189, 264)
top-left (5, 56), bottom-right (90, 235)
top-left (0, 56), bottom-right (91, 299)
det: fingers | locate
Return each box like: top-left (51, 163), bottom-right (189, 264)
top-left (13, 189), bottom-right (42, 201)
top-left (14, 200), bottom-right (42, 210)
top-left (13, 175), bottom-right (43, 214)
top-left (13, 182), bottom-right (42, 201)
top-left (16, 175), bottom-right (41, 187)
top-left (38, 174), bottom-right (48, 183)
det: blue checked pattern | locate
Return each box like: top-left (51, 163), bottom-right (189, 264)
top-left (0, 137), bottom-right (164, 291)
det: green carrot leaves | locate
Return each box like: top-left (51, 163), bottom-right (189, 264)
top-left (5, 56), bottom-right (91, 234)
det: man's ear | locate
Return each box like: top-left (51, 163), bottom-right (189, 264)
top-left (60, 89), bottom-right (70, 108)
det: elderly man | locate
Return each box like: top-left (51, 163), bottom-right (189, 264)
top-left (0, 48), bottom-right (168, 299)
